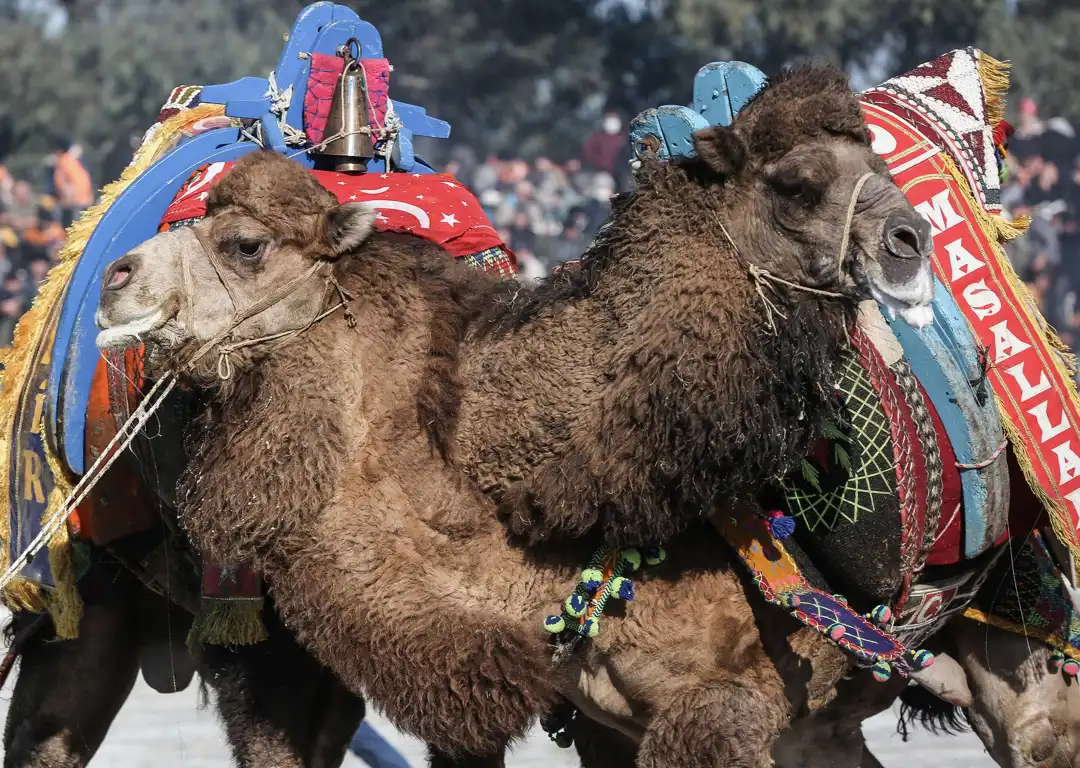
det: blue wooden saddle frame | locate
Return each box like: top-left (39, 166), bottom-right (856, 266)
top-left (45, 2), bottom-right (450, 477)
top-left (632, 61), bottom-right (1010, 559)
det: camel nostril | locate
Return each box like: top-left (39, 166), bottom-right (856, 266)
top-left (885, 224), bottom-right (922, 259)
top-left (104, 261), bottom-right (133, 291)
top-left (894, 227), bottom-right (919, 253)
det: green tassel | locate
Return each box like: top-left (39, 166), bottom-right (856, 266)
top-left (187, 598), bottom-right (267, 648)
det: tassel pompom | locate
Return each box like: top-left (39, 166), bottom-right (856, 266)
top-left (909, 649), bottom-right (935, 670)
top-left (580, 568), bottom-right (604, 592)
top-left (872, 660), bottom-right (893, 682)
top-left (564, 593), bottom-right (588, 618)
top-left (767, 510), bottom-right (796, 540)
top-left (1050, 650), bottom-right (1066, 672)
top-left (612, 576), bottom-right (635, 601)
top-left (869, 605), bottom-right (892, 625)
top-left (620, 549), bottom-right (642, 572)
top-left (544, 615), bottom-right (566, 634)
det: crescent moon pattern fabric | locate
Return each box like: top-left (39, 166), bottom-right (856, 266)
top-left (160, 162), bottom-right (511, 261)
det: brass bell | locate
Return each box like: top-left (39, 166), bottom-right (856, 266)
top-left (321, 38), bottom-right (376, 171)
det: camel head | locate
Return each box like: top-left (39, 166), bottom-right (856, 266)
top-left (928, 617), bottom-right (1080, 768)
top-left (687, 62), bottom-right (934, 327)
top-left (95, 151), bottom-right (376, 377)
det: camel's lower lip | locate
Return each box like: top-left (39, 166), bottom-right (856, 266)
top-left (95, 307), bottom-right (174, 349)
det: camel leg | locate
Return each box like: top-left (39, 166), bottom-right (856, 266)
top-left (570, 714), bottom-right (639, 767)
top-left (3, 601), bottom-right (140, 768)
top-left (426, 745), bottom-right (506, 767)
top-left (197, 606), bottom-right (364, 768)
top-left (636, 679), bottom-right (787, 768)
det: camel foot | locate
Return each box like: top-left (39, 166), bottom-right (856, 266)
top-left (637, 681), bottom-right (786, 768)
top-left (570, 715), bottom-right (639, 767)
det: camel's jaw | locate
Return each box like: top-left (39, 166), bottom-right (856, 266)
top-left (95, 297), bottom-right (180, 351)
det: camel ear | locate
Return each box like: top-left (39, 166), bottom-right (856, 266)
top-left (325, 202), bottom-right (377, 258)
top-left (693, 125), bottom-right (747, 177)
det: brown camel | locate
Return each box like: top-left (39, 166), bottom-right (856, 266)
top-left (94, 62), bottom-right (935, 766)
top-left (2, 528), bottom-right (365, 768)
top-left (568, 616), bottom-right (1080, 768)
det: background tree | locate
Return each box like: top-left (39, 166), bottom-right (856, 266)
top-left (0, 0), bottom-right (1074, 182)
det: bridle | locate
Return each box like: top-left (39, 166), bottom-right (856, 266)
top-left (181, 224), bottom-right (356, 379)
top-left (715, 171), bottom-right (876, 333)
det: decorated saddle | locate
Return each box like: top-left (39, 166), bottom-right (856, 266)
top-left (0, 3), bottom-right (515, 644)
top-left (627, 50), bottom-right (1080, 679)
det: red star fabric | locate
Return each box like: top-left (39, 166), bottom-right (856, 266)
top-left (160, 161), bottom-right (509, 259)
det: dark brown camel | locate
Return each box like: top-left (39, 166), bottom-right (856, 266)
top-left (93, 62), bottom-right (935, 766)
top-left (2, 468), bottom-right (364, 768)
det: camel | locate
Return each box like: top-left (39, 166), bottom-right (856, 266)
top-left (92, 62), bottom-right (936, 766)
top-left (564, 615), bottom-right (1080, 768)
top-left (2, 527), bottom-right (366, 768)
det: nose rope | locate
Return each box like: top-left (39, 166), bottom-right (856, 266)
top-left (714, 171), bottom-right (875, 334)
top-left (183, 226), bottom-right (355, 379)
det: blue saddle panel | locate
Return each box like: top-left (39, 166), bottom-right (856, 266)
top-left (45, 2), bottom-right (449, 476)
top-left (628, 60), bottom-right (1011, 560)
top-left (629, 62), bottom-right (766, 165)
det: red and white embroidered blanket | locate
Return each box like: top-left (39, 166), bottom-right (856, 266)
top-left (861, 49), bottom-right (1080, 559)
top-left (160, 161), bottom-right (510, 261)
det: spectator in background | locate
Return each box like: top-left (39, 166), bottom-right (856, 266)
top-left (4, 181), bottom-right (38, 230)
top-left (51, 138), bottom-right (93, 228)
top-left (0, 162), bottom-right (13, 210)
top-left (582, 111), bottom-right (628, 178)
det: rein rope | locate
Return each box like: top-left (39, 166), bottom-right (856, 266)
top-left (183, 227), bottom-right (355, 380)
top-left (0, 227), bottom-right (355, 593)
top-left (718, 171), bottom-right (874, 333)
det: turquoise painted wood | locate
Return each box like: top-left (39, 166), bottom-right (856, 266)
top-left (692, 61), bottom-right (767, 127)
top-left (887, 278), bottom-right (1010, 559)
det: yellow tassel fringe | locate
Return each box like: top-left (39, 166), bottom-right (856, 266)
top-left (978, 52), bottom-right (1011, 133)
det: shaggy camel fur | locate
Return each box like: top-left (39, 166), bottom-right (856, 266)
top-left (3, 562), bottom-right (365, 768)
top-left (95, 63), bottom-right (936, 765)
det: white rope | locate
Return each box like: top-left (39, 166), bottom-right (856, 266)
top-left (0, 373), bottom-right (178, 592)
top-left (715, 172), bottom-right (874, 334)
top-left (263, 70), bottom-right (308, 147)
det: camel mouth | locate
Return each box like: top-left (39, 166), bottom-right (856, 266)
top-left (852, 245), bottom-right (935, 329)
top-left (95, 305), bottom-right (176, 350)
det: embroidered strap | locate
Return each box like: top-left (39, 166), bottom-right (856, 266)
top-left (716, 514), bottom-right (934, 680)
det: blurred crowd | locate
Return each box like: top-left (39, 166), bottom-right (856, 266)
top-left (0, 139), bottom-right (93, 345)
top-left (1002, 98), bottom-right (1080, 352)
top-left (5, 103), bottom-right (1080, 355)
top-left (442, 110), bottom-right (632, 282)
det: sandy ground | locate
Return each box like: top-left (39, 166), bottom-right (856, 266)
top-left (0, 659), bottom-right (995, 767)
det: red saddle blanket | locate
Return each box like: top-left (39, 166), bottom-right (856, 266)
top-left (160, 161), bottom-right (512, 263)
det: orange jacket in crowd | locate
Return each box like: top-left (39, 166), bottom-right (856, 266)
top-left (54, 150), bottom-right (93, 209)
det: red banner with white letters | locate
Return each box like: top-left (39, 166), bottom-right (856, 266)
top-left (860, 99), bottom-right (1080, 557)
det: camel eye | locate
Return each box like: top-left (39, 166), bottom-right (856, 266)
top-left (771, 174), bottom-right (823, 207)
top-left (234, 240), bottom-right (264, 259)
